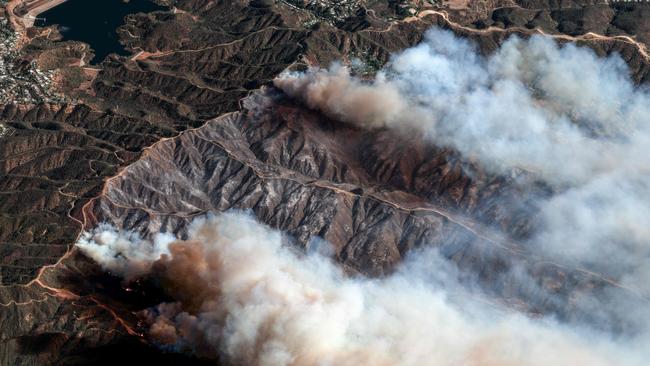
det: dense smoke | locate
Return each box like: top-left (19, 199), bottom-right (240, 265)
top-left (77, 212), bottom-right (645, 366)
top-left (75, 28), bottom-right (650, 364)
top-left (275, 29), bottom-right (650, 296)
top-left (275, 30), bottom-right (649, 187)
top-left (275, 30), bottom-right (650, 184)
top-left (77, 224), bottom-right (176, 280)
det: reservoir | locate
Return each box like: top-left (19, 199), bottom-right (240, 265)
top-left (40, 0), bottom-right (166, 63)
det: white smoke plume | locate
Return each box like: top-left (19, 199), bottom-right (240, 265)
top-left (76, 212), bottom-right (646, 366)
top-left (77, 223), bottom-right (176, 281)
top-left (275, 30), bottom-right (649, 187)
top-left (275, 29), bottom-right (650, 296)
top-left (74, 28), bottom-right (650, 364)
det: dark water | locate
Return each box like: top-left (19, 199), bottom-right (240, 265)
top-left (40, 0), bottom-right (165, 63)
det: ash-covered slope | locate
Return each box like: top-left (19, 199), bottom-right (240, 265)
top-left (85, 87), bottom-right (641, 330)
top-left (1, 0), bottom-right (650, 364)
top-left (74, 23), bottom-right (650, 363)
top-left (0, 1), bottom-right (435, 363)
top-left (71, 81), bottom-right (650, 364)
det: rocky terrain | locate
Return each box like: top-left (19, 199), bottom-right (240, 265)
top-left (0, 0), bottom-right (649, 364)
top-left (86, 89), bottom-right (642, 322)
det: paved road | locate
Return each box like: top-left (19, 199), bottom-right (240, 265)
top-left (8, 0), bottom-right (68, 29)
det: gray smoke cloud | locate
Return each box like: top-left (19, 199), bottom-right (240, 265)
top-left (74, 28), bottom-right (650, 364)
top-left (76, 212), bottom-right (646, 366)
top-left (275, 29), bottom-right (650, 297)
top-left (76, 223), bottom-right (176, 281)
top-left (275, 30), bottom-right (649, 187)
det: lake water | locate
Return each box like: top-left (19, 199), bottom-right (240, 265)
top-left (40, 0), bottom-right (166, 64)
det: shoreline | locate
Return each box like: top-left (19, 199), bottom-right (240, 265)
top-left (7, 0), bottom-right (68, 30)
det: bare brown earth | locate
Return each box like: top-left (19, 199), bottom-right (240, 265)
top-left (1, 0), bottom-right (650, 364)
top-left (86, 88), bottom-right (644, 327)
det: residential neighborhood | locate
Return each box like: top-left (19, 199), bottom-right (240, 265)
top-left (0, 0), bottom-right (63, 105)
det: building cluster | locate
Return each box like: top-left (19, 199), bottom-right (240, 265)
top-left (281, 0), bottom-right (435, 25)
top-left (0, 6), bottom-right (65, 105)
top-left (283, 0), bottom-right (363, 24)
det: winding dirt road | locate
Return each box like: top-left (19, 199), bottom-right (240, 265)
top-left (7, 0), bottom-right (67, 30)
